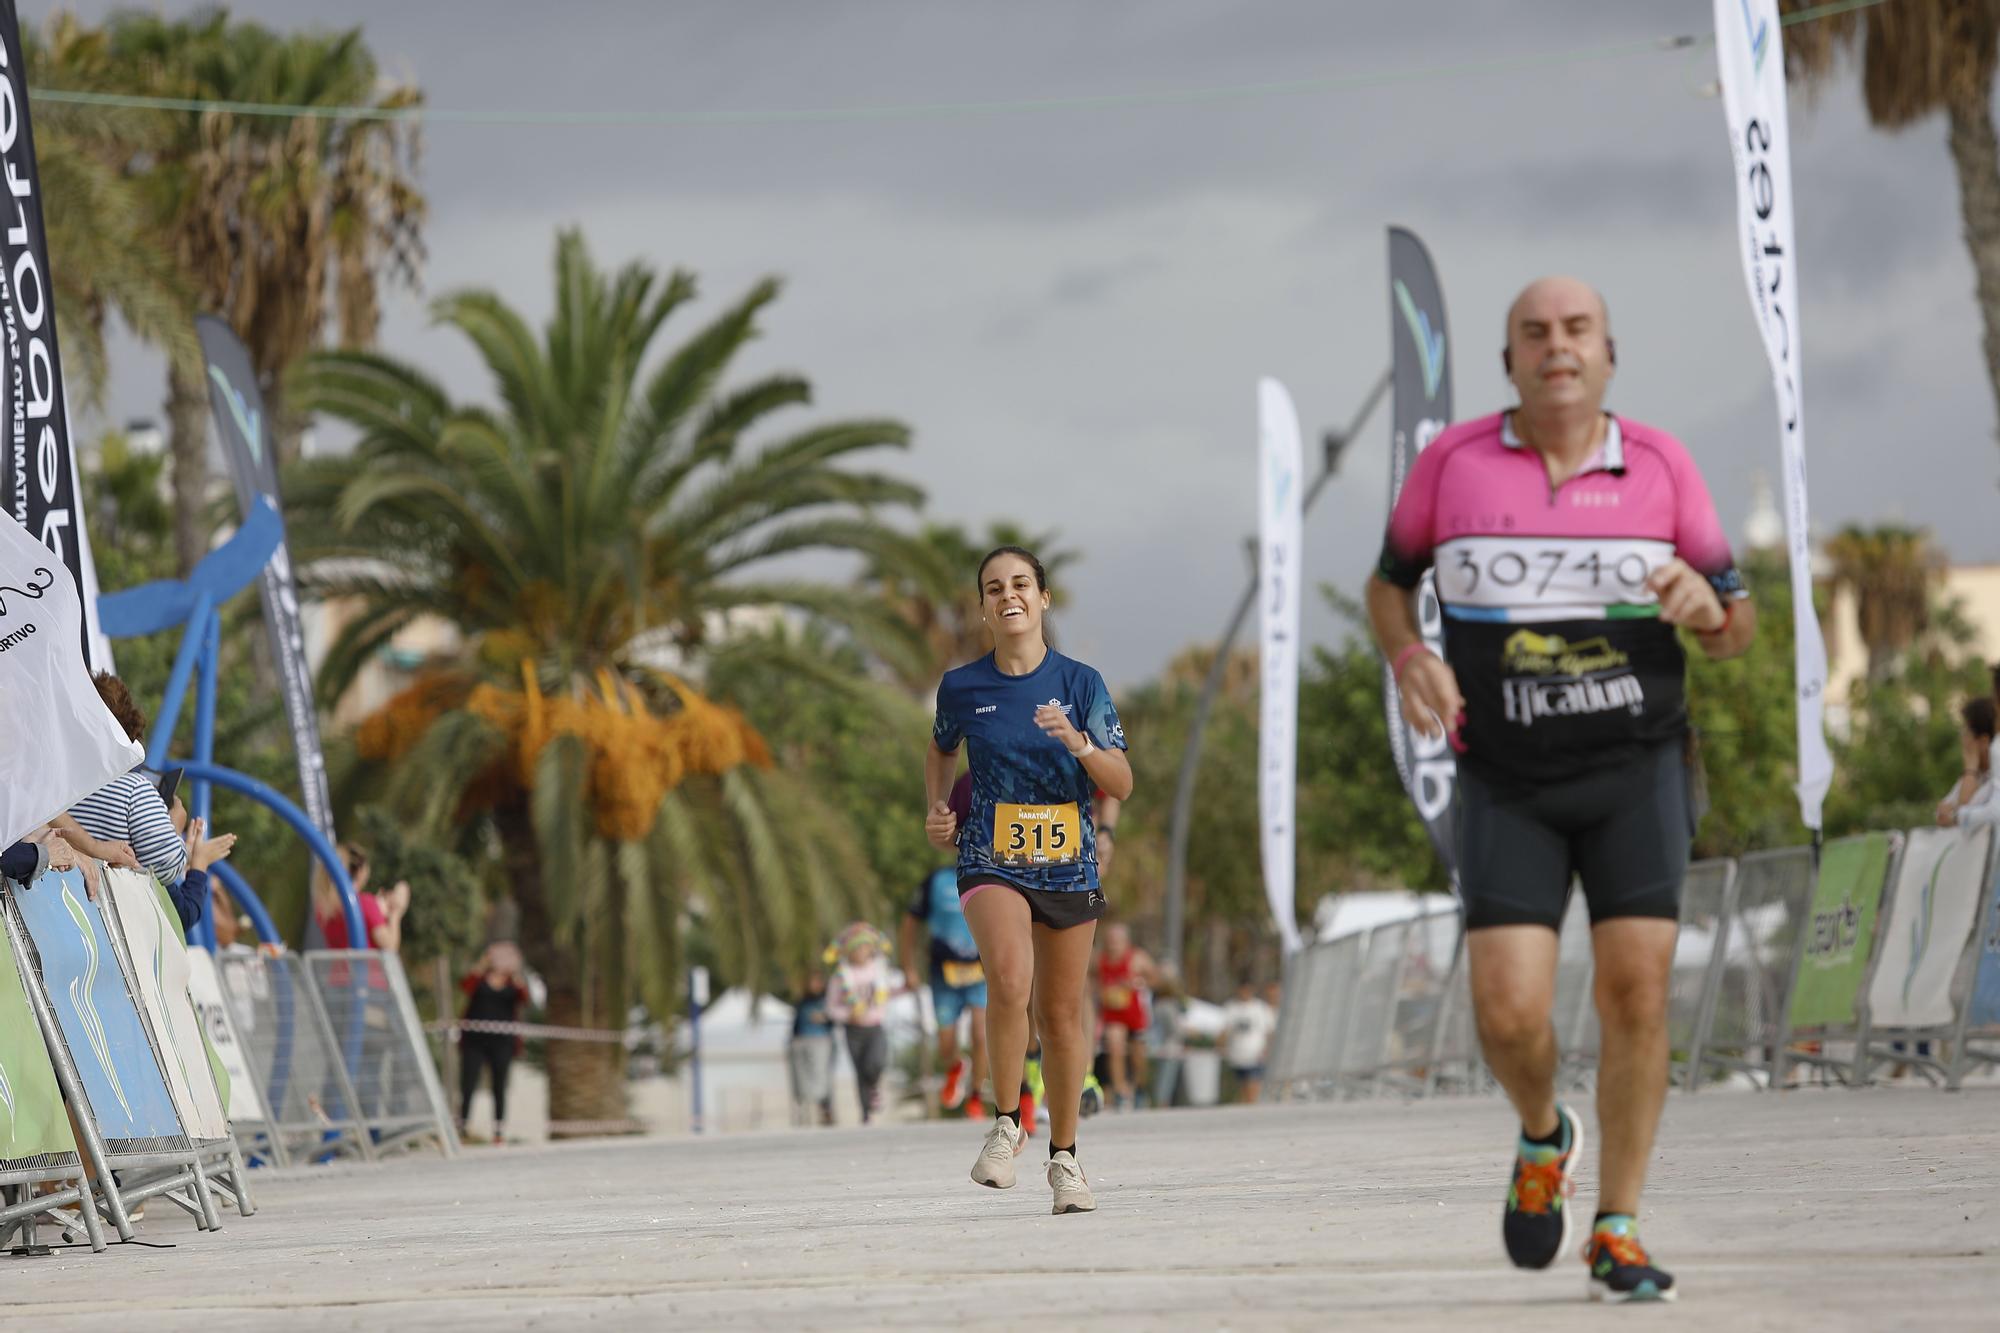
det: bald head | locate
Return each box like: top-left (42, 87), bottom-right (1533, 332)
top-left (1503, 276), bottom-right (1615, 414)
top-left (1504, 276), bottom-right (1610, 344)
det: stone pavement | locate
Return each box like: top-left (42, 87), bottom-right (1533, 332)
top-left (6, 1087), bottom-right (1995, 1330)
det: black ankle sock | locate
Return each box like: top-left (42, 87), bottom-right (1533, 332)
top-left (1049, 1141), bottom-right (1075, 1160)
top-left (996, 1107), bottom-right (1020, 1129)
top-left (1522, 1118), bottom-right (1564, 1149)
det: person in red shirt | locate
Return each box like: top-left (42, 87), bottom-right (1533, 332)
top-left (312, 843), bottom-right (409, 952)
top-left (1092, 922), bottom-right (1155, 1112)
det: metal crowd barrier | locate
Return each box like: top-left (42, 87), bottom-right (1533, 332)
top-left (215, 948), bottom-right (458, 1163)
top-left (1266, 825), bottom-right (2000, 1103)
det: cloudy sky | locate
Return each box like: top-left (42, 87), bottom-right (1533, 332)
top-left (44, 0), bottom-right (2000, 688)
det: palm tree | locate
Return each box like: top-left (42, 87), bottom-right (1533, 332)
top-left (287, 231), bottom-right (922, 1126)
top-left (49, 11), bottom-right (426, 571)
top-left (1822, 523), bottom-right (1944, 682)
top-left (866, 521), bottom-right (1079, 692)
top-left (1781, 1), bottom-right (2000, 443)
top-left (26, 14), bottom-right (197, 405)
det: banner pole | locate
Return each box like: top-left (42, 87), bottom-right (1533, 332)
top-left (1162, 369), bottom-right (1389, 970)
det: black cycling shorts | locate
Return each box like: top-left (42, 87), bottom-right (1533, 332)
top-left (1457, 738), bottom-right (1693, 931)
top-left (959, 875), bottom-right (1106, 930)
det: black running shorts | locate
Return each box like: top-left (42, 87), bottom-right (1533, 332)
top-left (1457, 738), bottom-right (1694, 931)
top-left (959, 876), bottom-right (1106, 930)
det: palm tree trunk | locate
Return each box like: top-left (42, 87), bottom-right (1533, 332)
top-left (1947, 84), bottom-right (2000, 444)
top-left (167, 361), bottom-right (210, 575)
top-left (494, 797), bottom-right (630, 1135)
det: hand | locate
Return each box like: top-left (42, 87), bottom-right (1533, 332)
top-left (169, 796), bottom-right (189, 836)
top-left (72, 832), bottom-right (139, 871)
top-left (386, 879), bottom-right (412, 918)
top-left (1097, 836), bottom-right (1116, 879)
top-left (1646, 558), bottom-right (1727, 633)
top-left (42, 834), bottom-right (101, 900)
top-left (904, 967), bottom-right (923, 995)
top-left (1397, 651), bottom-right (1465, 743)
top-left (925, 800), bottom-right (958, 849)
top-left (1035, 704), bottom-right (1087, 754)
top-left (185, 817), bottom-right (237, 873)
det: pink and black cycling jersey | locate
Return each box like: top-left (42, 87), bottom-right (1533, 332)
top-left (1377, 411), bottom-right (1745, 787)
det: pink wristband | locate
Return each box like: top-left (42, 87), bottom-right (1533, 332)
top-left (1392, 642), bottom-right (1433, 681)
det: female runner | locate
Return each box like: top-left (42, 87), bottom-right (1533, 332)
top-left (925, 545), bottom-right (1132, 1214)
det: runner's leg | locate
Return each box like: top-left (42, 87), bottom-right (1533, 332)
top-left (491, 1044), bottom-right (514, 1131)
top-left (1589, 918), bottom-right (1676, 1215)
top-left (458, 1038), bottom-right (483, 1126)
top-left (1030, 918), bottom-right (1099, 1151)
top-left (1103, 1022), bottom-right (1131, 1104)
top-left (969, 1003), bottom-right (989, 1093)
top-left (1467, 927), bottom-right (1562, 1138)
top-left (964, 887), bottom-right (1035, 1117)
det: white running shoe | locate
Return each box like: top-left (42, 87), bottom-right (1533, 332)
top-left (971, 1115), bottom-right (1024, 1188)
top-left (1046, 1150), bottom-right (1096, 1214)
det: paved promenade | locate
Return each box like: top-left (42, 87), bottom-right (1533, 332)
top-left (7, 1087), bottom-right (1995, 1330)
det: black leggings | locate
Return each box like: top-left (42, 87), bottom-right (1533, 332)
top-left (844, 1025), bottom-right (888, 1121)
top-left (460, 1034), bottom-right (515, 1126)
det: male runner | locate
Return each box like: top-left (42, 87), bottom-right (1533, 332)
top-left (1093, 922), bottom-right (1155, 1111)
top-left (903, 863), bottom-right (989, 1115)
top-left (1367, 276), bottom-right (1755, 1303)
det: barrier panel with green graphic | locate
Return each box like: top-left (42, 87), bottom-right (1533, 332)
top-left (1785, 833), bottom-right (1894, 1030)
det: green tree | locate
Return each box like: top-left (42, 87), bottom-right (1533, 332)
top-left (865, 521), bottom-right (1079, 692)
top-left (27, 14), bottom-right (196, 405)
top-left (39, 10), bottom-right (426, 571)
top-left (1823, 524), bottom-right (1944, 683)
top-left (1782, 1), bottom-right (2000, 445)
top-left (1825, 592), bottom-right (1990, 835)
top-left (1684, 548), bottom-right (1814, 856)
top-left (286, 231), bottom-right (922, 1126)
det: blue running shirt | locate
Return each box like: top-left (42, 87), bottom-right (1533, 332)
top-left (908, 867), bottom-right (980, 969)
top-left (932, 649), bottom-right (1126, 893)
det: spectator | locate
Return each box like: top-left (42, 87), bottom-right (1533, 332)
top-left (825, 923), bottom-right (899, 1125)
top-left (312, 842), bottom-right (410, 952)
top-left (1222, 980), bottom-right (1278, 1104)
top-left (1938, 697), bottom-right (1997, 829)
top-left (788, 969), bottom-right (837, 1127)
top-left (2, 826), bottom-right (95, 890)
top-left (459, 942), bottom-right (531, 1143)
top-left (66, 672), bottom-right (233, 929)
top-left (1147, 963), bottom-right (1187, 1110)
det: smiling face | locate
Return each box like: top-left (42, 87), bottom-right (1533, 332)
top-left (979, 551), bottom-right (1049, 645)
top-left (1505, 276), bottom-right (1613, 417)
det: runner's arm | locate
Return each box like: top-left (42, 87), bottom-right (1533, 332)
top-left (1692, 594), bottom-right (1756, 660)
top-left (925, 741), bottom-right (958, 810)
top-left (1367, 575), bottom-right (1464, 740)
top-left (1078, 746), bottom-right (1133, 802)
top-left (899, 915), bottom-right (925, 992)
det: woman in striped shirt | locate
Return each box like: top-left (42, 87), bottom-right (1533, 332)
top-left (66, 672), bottom-right (234, 929)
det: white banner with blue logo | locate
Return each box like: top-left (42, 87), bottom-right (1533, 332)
top-left (1867, 826), bottom-right (1991, 1030)
top-left (1257, 378), bottom-right (1303, 954)
top-left (1715, 0), bottom-right (1834, 830)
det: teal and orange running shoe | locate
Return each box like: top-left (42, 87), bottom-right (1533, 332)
top-left (1585, 1214), bottom-right (1676, 1302)
top-left (1502, 1103), bottom-right (1583, 1270)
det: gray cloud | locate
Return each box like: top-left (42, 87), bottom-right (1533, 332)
top-left (43, 0), bottom-right (2000, 687)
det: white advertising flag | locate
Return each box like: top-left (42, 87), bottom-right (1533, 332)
top-left (0, 512), bottom-right (145, 844)
top-left (1258, 378), bottom-right (1304, 953)
top-left (1715, 0), bottom-right (1834, 828)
